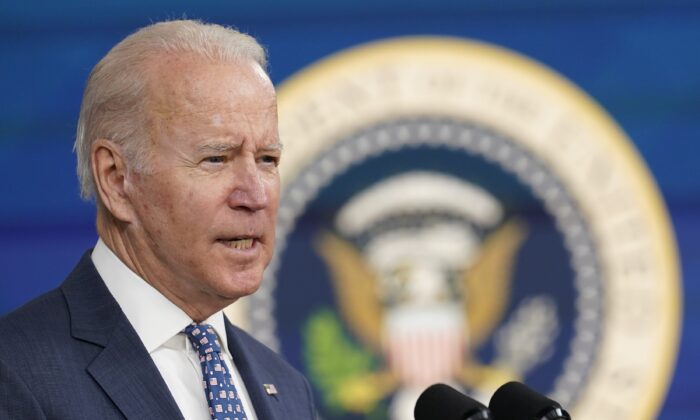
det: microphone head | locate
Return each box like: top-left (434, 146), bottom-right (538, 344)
top-left (488, 381), bottom-right (570, 420)
top-left (415, 383), bottom-right (491, 420)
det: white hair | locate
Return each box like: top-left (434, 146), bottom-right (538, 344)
top-left (74, 19), bottom-right (268, 201)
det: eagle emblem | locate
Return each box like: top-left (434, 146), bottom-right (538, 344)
top-left (304, 171), bottom-right (557, 418)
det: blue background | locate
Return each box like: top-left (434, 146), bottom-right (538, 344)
top-left (1, 1), bottom-right (698, 418)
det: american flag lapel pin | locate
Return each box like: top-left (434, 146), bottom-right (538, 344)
top-left (263, 383), bottom-right (278, 395)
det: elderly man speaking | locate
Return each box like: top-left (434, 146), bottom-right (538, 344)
top-left (0, 20), bottom-right (316, 419)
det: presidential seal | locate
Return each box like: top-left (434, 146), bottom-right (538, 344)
top-left (226, 37), bottom-right (680, 420)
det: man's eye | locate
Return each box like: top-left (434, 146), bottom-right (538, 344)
top-left (203, 156), bottom-right (226, 164)
top-left (260, 155), bottom-right (280, 166)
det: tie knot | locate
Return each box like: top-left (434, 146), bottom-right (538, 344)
top-left (183, 323), bottom-right (222, 356)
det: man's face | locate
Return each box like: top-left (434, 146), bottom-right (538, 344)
top-left (124, 54), bottom-right (280, 313)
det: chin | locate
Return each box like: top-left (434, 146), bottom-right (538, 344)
top-left (216, 270), bottom-right (263, 299)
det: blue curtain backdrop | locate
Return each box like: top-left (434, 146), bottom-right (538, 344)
top-left (1, 1), bottom-right (698, 418)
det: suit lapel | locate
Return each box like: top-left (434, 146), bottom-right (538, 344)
top-left (86, 318), bottom-right (185, 420)
top-left (225, 320), bottom-right (281, 420)
top-left (61, 252), bottom-right (184, 420)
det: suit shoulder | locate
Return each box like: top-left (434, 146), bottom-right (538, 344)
top-left (0, 250), bottom-right (96, 343)
top-left (227, 322), bottom-right (305, 379)
top-left (226, 322), bottom-right (318, 417)
top-left (228, 324), bottom-right (292, 363)
top-left (0, 288), bottom-right (69, 352)
top-left (0, 288), bottom-right (67, 332)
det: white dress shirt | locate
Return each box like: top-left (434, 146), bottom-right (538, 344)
top-left (92, 239), bottom-right (258, 420)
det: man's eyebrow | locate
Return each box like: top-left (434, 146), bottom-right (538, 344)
top-left (261, 142), bottom-right (284, 152)
top-left (195, 142), bottom-right (284, 153)
top-left (196, 142), bottom-right (240, 153)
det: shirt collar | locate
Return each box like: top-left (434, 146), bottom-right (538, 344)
top-left (91, 238), bottom-right (229, 354)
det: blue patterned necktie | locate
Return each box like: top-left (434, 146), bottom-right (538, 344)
top-left (184, 323), bottom-right (249, 420)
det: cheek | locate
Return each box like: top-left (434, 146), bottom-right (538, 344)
top-left (266, 175), bottom-right (281, 205)
top-left (265, 183), bottom-right (281, 243)
top-left (170, 189), bottom-right (206, 228)
top-left (133, 178), bottom-right (186, 232)
top-left (168, 186), bottom-right (229, 239)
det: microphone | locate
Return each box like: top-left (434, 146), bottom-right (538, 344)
top-left (488, 381), bottom-right (571, 420)
top-left (415, 383), bottom-right (493, 420)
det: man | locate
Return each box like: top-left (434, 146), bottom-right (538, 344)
top-left (0, 20), bottom-right (317, 419)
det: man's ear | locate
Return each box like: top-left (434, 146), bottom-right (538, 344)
top-left (91, 139), bottom-right (136, 223)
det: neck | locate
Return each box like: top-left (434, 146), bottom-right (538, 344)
top-left (96, 208), bottom-right (231, 322)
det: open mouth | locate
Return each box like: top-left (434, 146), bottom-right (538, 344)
top-left (218, 238), bottom-right (256, 250)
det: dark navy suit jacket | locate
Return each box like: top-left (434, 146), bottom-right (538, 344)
top-left (0, 252), bottom-right (316, 419)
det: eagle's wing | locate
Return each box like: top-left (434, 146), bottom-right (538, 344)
top-left (316, 231), bottom-right (384, 351)
top-left (463, 218), bottom-right (527, 348)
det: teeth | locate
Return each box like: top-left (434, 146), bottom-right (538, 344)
top-left (223, 238), bottom-right (254, 250)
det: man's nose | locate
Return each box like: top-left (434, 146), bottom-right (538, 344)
top-left (227, 160), bottom-right (269, 212)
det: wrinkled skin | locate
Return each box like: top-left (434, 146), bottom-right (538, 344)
top-left (93, 53), bottom-right (281, 321)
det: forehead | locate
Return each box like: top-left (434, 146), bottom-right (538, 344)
top-left (145, 52), bottom-right (276, 119)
